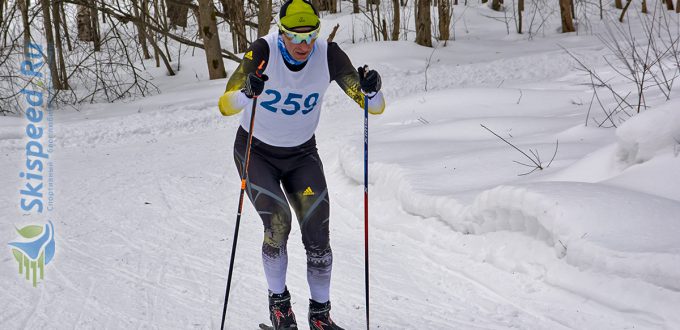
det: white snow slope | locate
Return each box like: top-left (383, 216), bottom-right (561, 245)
top-left (2, 3), bottom-right (680, 330)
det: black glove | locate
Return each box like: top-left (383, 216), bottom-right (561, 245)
top-left (242, 72), bottom-right (269, 98)
top-left (357, 65), bottom-right (382, 94)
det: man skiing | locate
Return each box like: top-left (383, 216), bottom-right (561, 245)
top-left (218, 0), bottom-right (385, 329)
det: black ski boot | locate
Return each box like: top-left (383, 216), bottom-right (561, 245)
top-left (268, 288), bottom-right (298, 329)
top-left (308, 300), bottom-right (344, 330)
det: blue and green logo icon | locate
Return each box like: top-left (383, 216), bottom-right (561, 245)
top-left (8, 221), bottom-right (56, 287)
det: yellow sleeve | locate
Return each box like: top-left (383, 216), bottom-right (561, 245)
top-left (217, 39), bottom-right (268, 116)
top-left (328, 43), bottom-right (386, 115)
top-left (218, 90), bottom-right (250, 116)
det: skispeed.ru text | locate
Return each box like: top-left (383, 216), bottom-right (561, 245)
top-left (19, 43), bottom-right (49, 213)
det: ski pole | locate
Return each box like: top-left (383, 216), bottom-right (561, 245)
top-left (221, 60), bottom-right (266, 330)
top-left (363, 94), bottom-right (370, 330)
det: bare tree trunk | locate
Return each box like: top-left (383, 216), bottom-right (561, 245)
top-left (197, 0), bottom-right (226, 79)
top-left (381, 18), bottom-right (388, 40)
top-left (518, 0), bottom-right (524, 33)
top-left (144, 25), bottom-right (175, 75)
top-left (415, 0), bottom-right (432, 47)
top-left (491, 0), bottom-right (501, 11)
top-left (367, 3), bottom-right (378, 41)
top-left (376, 1), bottom-right (384, 40)
top-left (391, 0), bottom-right (400, 40)
top-left (559, 0), bottom-right (575, 32)
top-left (677, 0), bottom-right (680, 13)
top-left (51, 1), bottom-right (69, 89)
top-left (156, 0), bottom-right (172, 63)
top-left (666, 0), bottom-right (674, 11)
top-left (619, 0), bottom-right (632, 22)
top-left (258, 0), bottom-right (271, 37)
top-left (614, 0), bottom-right (622, 9)
top-left (329, 0), bottom-right (338, 13)
top-left (269, 0), bottom-right (273, 26)
top-left (0, 0), bottom-right (5, 30)
top-left (438, 0), bottom-right (451, 41)
top-left (151, 29), bottom-right (159, 67)
top-left (41, 0), bottom-right (63, 90)
top-left (641, 0), bottom-right (647, 13)
top-left (2, 6), bottom-right (9, 49)
top-left (132, 0), bottom-right (151, 59)
top-left (267, 0), bottom-right (274, 29)
top-left (77, 5), bottom-right (92, 41)
top-left (599, 0), bottom-right (603, 19)
top-left (228, 0), bottom-right (248, 53)
top-left (0, 0), bottom-right (5, 47)
top-left (77, 0), bottom-right (102, 50)
top-left (353, 0), bottom-right (360, 13)
top-left (18, 0), bottom-right (31, 54)
top-left (167, 0), bottom-right (190, 27)
top-left (89, 0), bottom-right (101, 51)
top-left (60, 2), bottom-right (73, 51)
top-left (135, 0), bottom-right (158, 66)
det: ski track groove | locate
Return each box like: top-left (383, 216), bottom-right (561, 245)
top-left (57, 238), bottom-right (214, 313)
top-left (419, 249), bottom-right (571, 330)
top-left (73, 281), bottom-right (96, 329)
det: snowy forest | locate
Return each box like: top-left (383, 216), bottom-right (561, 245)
top-left (1, 0), bottom-right (678, 111)
top-left (1, 0), bottom-right (680, 329)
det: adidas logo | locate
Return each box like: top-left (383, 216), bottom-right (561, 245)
top-left (303, 187), bottom-right (315, 196)
top-left (244, 51), bottom-right (253, 60)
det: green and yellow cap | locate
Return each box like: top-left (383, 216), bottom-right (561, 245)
top-left (279, 0), bottom-right (320, 30)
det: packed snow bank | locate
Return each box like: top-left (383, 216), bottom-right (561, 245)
top-left (615, 102), bottom-right (680, 166)
top-left (460, 183), bottom-right (680, 291)
top-left (339, 147), bottom-right (680, 291)
top-left (548, 102), bottom-right (680, 201)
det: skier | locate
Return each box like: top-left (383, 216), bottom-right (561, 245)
top-left (217, 0), bottom-right (385, 328)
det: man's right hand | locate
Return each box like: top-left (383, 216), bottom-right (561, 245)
top-left (242, 72), bottom-right (269, 98)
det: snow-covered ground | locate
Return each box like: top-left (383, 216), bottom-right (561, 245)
top-left (2, 2), bottom-right (680, 329)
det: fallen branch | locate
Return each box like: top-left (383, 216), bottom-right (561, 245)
top-left (481, 124), bottom-right (559, 176)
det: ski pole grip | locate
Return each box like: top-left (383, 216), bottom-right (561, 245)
top-left (252, 60), bottom-right (267, 100)
top-left (255, 60), bottom-right (266, 78)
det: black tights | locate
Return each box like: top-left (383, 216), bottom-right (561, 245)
top-left (233, 126), bottom-right (332, 303)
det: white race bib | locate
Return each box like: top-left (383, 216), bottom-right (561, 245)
top-left (240, 32), bottom-right (331, 147)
